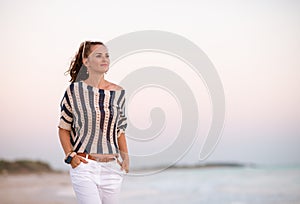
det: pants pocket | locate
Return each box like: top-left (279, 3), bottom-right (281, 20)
top-left (106, 160), bottom-right (126, 176)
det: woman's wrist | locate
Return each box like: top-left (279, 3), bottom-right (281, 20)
top-left (65, 150), bottom-right (73, 156)
top-left (64, 151), bottom-right (77, 164)
top-left (121, 154), bottom-right (129, 162)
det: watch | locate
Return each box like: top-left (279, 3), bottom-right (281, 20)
top-left (64, 151), bottom-right (77, 164)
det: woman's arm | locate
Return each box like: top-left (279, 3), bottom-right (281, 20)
top-left (58, 128), bottom-right (73, 155)
top-left (58, 128), bottom-right (87, 168)
top-left (117, 133), bottom-right (129, 173)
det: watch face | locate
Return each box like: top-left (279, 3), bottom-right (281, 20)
top-left (65, 152), bottom-right (76, 164)
top-left (65, 155), bottom-right (73, 164)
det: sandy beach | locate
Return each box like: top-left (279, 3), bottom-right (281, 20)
top-left (0, 173), bottom-right (76, 204)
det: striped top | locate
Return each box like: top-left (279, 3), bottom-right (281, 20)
top-left (58, 81), bottom-right (127, 154)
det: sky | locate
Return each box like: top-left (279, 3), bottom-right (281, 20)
top-left (0, 0), bottom-right (299, 170)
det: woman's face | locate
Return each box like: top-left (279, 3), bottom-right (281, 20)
top-left (85, 44), bottom-right (110, 74)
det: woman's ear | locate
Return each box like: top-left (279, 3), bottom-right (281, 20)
top-left (82, 58), bottom-right (88, 67)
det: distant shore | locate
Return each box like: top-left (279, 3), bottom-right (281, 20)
top-left (0, 158), bottom-right (253, 175)
top-left (130, 162), bottom-right (255, 173)
top-left (0, 159), bottom-right (59, 175)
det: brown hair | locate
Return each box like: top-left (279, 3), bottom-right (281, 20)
top-left (66, 41), bottom-right (105, 82)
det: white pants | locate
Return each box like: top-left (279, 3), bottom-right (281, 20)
top-left (70, 158), bottom-right (125, 204)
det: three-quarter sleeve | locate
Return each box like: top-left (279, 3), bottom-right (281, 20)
top-left (58, 87), bottom-right (73, 131)
top-left (117, 97), bottom-right (127, 138)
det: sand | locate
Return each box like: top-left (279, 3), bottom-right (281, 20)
top-left (0, 173), bottom-right (76, 204)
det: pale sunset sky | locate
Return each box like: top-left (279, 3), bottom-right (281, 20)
top-left (0, 0), bottom-right (299, 170)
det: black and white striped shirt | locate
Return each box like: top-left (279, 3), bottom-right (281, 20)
top-left (58, 81), bottom-right (127, 154)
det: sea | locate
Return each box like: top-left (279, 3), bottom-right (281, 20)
top-left (120, 165), bottom-right (300, 204)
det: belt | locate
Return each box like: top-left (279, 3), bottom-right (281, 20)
top-left (77, 153), bottom-right (116, 162)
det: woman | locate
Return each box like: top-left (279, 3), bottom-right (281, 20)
top-left (58, 41), bottom-right (129, 204)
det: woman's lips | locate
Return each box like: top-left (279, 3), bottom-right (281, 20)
top-left (101, 64), bottom-right (108, 66)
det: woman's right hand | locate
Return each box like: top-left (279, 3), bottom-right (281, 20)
top-left (70, 155), bottom-right (88, 169)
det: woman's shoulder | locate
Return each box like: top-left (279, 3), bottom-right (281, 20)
top-left (67, 81), bottom-right (78, 90)
top-left (106, 81), bottom-right (124, 91)
top-left (63, 81), bottom-right (81, 94)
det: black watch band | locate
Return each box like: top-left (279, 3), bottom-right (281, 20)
top-left (64, 152), bottom-right (76, 164)
top-left (64, 155), bottom-right (73, 164)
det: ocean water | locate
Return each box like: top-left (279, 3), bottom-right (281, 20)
top-left (121, 166), bottom-right (300, 204)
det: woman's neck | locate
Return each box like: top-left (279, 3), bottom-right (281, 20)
top-left (84, 73), bottom-right (107, 89)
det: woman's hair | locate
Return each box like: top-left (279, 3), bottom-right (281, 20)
top-left (66, 41), bottom-right (105, 82)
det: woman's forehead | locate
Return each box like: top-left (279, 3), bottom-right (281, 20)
top-left (90, 44), bottom-right (108, 54)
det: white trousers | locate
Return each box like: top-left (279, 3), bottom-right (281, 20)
top-left (69, 158), bottom-right (125, 204)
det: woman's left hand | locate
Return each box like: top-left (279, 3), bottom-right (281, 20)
top-left (120, 159), bottom-right (129, 173)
